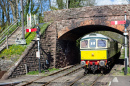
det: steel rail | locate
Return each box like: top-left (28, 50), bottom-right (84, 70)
top-left (41, 66), bottom-right (83, 86)
top-left (21, 64), bottom-right (78, 86)
top-left (69, 74), bottom-right (85, 86)
top-left (91, 74), bottom-right (103, 86)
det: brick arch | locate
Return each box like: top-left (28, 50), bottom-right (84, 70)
top-left (43, 4), bottom-right (130, 67)
top-left (58, 19), bottom-right (124, 40)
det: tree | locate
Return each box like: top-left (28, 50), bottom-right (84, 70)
top-left (7, 0), bottom-right (18, 22)
top-left (56, 0), bottom-right (65, 9)
top-left (55, 0), bottom-right (96, 10)
top-left (0, 0), bottom-right (11, 25)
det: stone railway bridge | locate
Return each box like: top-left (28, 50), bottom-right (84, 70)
top-left (2, 4), bottom-right (130, 79)
top-left (43, 4), bottom-right (130, 68)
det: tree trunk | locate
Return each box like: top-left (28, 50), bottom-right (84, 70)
top-left (7, 1), bottom-right (10, 25)
top-left (8, 0), bottom-right (17, 21)
top-left (2, 10), bottom-right (4, 26)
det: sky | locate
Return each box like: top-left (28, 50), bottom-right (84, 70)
top-left (51, 0), bottom-right (129, 6)
top-left (96, 0), bottom-right (129, 6)
top-left (0, 0), bottom-right (129, 24)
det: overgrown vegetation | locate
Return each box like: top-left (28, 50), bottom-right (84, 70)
top-left (27, 68), bottom-right (59, 75)
top-left (121, 67), bottom-right (130, 75)
top-left (0, 23), bottom-right (50, 59)
top-left (27, 70), bottom-right (45, 75)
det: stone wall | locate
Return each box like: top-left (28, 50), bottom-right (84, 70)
top-left (56, 40), bottom-right (80, 68)
top-left (1, 23), bottom-right (57, 79)
top-left (44, 5), bottom-right (130, 22)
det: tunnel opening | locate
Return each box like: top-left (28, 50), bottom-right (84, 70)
top-left (56, 25), bottom-right (124, 68)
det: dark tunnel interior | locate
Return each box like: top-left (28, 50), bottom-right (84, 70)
top-left (59, 25), bottom-right (124, 41)
top-left (56, 25), bottom-right (124, 68)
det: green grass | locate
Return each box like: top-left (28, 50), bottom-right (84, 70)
top-left (117, 67), bottom-right (130, 75)
top-left (25, 32), bottom-right (36, 45)
top-left (48, 68), bottom-right (59, 72)
top-left (122, 67), bottom-right (130, 74)
top-left (27, 70), bottom-right (45, 75)
top-left (39, 23), bottom-right (50, 34)
top-left (27, 68), bottom-right (59, 75)
top-left (0, 23), bottom-right (50, 59)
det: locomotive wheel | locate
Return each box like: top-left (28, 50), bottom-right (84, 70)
top-left (101, 69), bottom-right (104, 74)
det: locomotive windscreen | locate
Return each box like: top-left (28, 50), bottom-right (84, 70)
top-left (89, 39), bottom-right (96, 48)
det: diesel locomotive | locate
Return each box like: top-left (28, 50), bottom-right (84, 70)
top-left (80, 33), bottom-right (121, 74)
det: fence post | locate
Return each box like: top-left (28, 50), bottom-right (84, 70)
top-left (24, 64), bottom-right (28, 74)
top-left (6, 35), bottom-right (8, 49)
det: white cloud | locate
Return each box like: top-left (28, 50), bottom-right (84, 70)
top-left (96, 0), bottom-right (129, 6)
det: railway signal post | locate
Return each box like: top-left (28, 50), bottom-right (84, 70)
top-left (36, 26), bottom-right (41, 73)
top-left (26, 26), bottom-right (41, 73)
top-left (20, 0), bottom-right (26, 44)
top-left (124, 11), bottom-right (128, 75)
top-left (111, 11), bottom-right (128, 75)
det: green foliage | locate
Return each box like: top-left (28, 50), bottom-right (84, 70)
top-left (25, 32), bottom-right (36, 45)
top-left (122, 67), bottom-right (130, 74)
top-left (30, 0), bottom-right (40, 15)
top-left (56, 0), bottom-right (96, 9)
top-left (0, 23), bottom-right (49, 59)
top-left (68, 0), bottom-right (82, 8)
top-left (40, 23), bottom-right (51, 34)
top-left (56, 0), bottom-right (65, 9)
top-left (24, 0), bottom-right (40, 24)
top-left (39, 13), bottom-right (44, 23)
top-left (27, 68), bottom-right (59, 75)
top-left (0, 45), bottom-right (26, 59)
top-left (76, 38), bottom-right (80, 48)
top-left (50, 6), bottom-right (59, 11)
top-left (48, 68), bottom-right (59, 72)
top-left (27, 70), bottom-right (45, 75)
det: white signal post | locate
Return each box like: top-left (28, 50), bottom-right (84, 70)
top-left (36, 26), bottom-right (41, 73)
top-left (124, 11), bottom-right (128, 75)
top-left (111, 12), bottom-right (128, 75)
top-left (26, 26), bottom-right (41, 73)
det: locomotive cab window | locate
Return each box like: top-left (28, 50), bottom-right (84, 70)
top-left (81, 40), bottom-right (88, 48)
top-left (89, 39), bottom-right (96, 48)
top-left (98, 39), bottom-right (106, 47)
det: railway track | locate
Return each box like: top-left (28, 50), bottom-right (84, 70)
top-left (17, 64), bottom-right (122, 86)
top-left (68, 73), bottom-right (86, 86)
top-left (67, 73), bottom-right (102, 86)
top-left (41, 65), bottom-right (83, 86)
top-left (16, 64), bottom-right (82, 86)
top-left (90, 74), bottom-right (103, 86)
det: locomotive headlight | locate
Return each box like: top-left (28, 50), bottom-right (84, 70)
top-left (99, 61), bottom-right (105, 66)
top-left (81, 61), bottom-right (86, 66)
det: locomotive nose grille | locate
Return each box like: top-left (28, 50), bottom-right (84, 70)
top-left (99, 61), bottom-right (105, 66)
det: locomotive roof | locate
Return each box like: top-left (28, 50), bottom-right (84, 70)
top-left (81, 33), bottom-right (110, 40)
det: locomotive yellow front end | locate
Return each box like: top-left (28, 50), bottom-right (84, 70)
top-left (80, 33), bottom-right (109, 74)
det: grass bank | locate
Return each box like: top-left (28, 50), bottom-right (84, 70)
top-left (27, 68), bottom-right (59, 76)
top-left (0, 23), bottom-right (50, 60)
